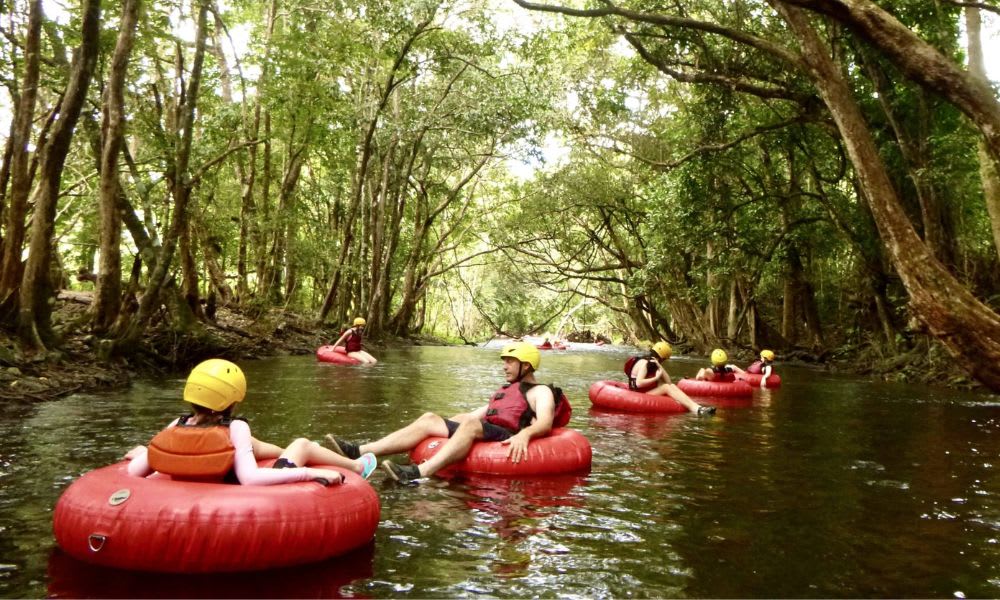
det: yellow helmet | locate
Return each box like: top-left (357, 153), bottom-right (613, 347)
top-left (652, 342), bottom-right (672, 360)
top-left (760, 349), bottom-right (775, 362)
top-left (710, 349), bottom-right (728, 366)
top-left (353, 317), bottom-right (366, 326)
top-left (500, 342), bottom-right (540, 371)
top-left (183, 359), bottom-right (247, 412)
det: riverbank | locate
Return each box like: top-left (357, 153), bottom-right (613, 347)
top-left (0, 292), bottom-right (406, 402)
top-left (0, 293), bottom-right (983, 402)
top-left (720, 339), bottom-right (975, 390)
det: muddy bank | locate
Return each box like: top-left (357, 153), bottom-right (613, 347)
top-left (0, 293), bottom-right (403, 402)
top-left (720, 339), bottom-right (978, 390)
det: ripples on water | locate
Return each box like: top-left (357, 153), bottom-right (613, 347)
top-left (2, 345), bottom-right (1000, 597)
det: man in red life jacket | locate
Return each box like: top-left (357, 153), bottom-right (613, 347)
top-left (326, 342), bottom-right (568, 483)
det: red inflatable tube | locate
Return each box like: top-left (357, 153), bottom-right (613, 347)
top-left (53, 461), bottom-right (380, 573)
top-left (737, 372), bottom-right (782, 388)
top-left (676, 378), bottom-right (753, 397)
top-left (316, 345), bottom-right (361, 365)
top-left (536, 343), bottom-right (568, 350)
top-left (588, 380), bottom-right (688, 413)
top-left (408, 428), bottom-right (592, 476)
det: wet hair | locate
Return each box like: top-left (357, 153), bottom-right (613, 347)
top-left (189, 402), bottom-right (234, 420)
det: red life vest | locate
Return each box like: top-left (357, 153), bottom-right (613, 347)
top-left (344, 327), bottom-right (363, 352)
top-left (147, 415), bottom-right (239, 481)
top-left (746, 360), bottom-right (765, 374)
top-left (485, 382), bottom-right (572, 433)
top-left (623, 356), bottom-right (641, 377)
top-left (624, 356), bottom-right (658, 390)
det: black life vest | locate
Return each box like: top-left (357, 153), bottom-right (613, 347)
top-left (485, 382), bottom-right (572, 433)
top-left (711, 365), bottom-right (736, 382)
top-left (147, 415), bottom-right (245, 481)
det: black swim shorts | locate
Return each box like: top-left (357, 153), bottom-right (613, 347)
top-left (444, 419), bottom-right (513, 442)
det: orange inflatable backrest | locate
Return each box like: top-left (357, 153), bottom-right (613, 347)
top-left (147, 424), bottom-right (235, 480)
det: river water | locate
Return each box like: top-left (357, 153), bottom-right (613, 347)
top-left (1, 344), bottom-right (999, 597)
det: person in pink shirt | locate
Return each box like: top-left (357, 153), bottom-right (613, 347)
top-left (125, 359), bottom-right (377, 485)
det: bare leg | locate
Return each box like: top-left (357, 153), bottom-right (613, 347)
top-left (641, 382), bottom-right (701, 413)
top-left (349, 350), bottom-right (378, 364)
top-left (414, 419), bottom-right (484, 477)
top-left (359, 412), bottom-right (450, 457)
top-left (696, 368), bottom-right (713, 381)
top-left (251, 437), bottom-right (284, 459)
top-left (664, 384), bottom-right (703, 413)
top-left (280, 438), bottom-right (365, 473)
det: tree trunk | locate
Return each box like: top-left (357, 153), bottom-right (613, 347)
top-left (965, 6), bottom-right (1000, 263)
top-left (869, 272), bottom-right (897, 352)
top-left (785, 246), bottom-right (824, 349)
top-left (17, 0), bottom-right (101, 350)
top-left (213, 4), bottom-right (271, 301)
top-left (389, 222), bottom-right (424, 336)
top-left (0, 119), bottom-right (15, 229)
top-left (319, 17), bottom-right (434, 325)
top-left (775, 2), bottom-right (1000, 391)
top-left (665, 289), bottom-right (716, 352)
top-left (285, 262), bottom-right (298, 305)
top-left (783, 0), bottom-right (1000, 171)
top-left (266, 148), bottom-right (307, 303)
top-left (117, 0), bottom-right (208, 348)
top-left (82, 114), bottom-right (156, 266)
top-left (781, 276), bottom-right (797, 344)
top-left (643, 295), bottom-right (679, 342)
top-left (860, 51), bottom-right (956, 267)
top-left (0, 0), bottom-right (42, 302)
top-left (203, 234), bottom-right (233, 305)
top-left (388, 148), bottom-right (490, 336)
top-left (746, 300), bottom-right (759, 350)
top-left (705, 240), bottom-right (720, 337)
top-left (622, 289), bottom-right (655, 342)
top-left (93, 0), bottom-right (140, 334)
top-left (367, 131), bottom-right (398, 332)
top-left (319, 126), bottom-right (372, 323)
top-left (375, 137), bottom-right (420, 327)
top-left (799, 275), bottom-right (824, 350)
top-left (179, 218), bottom-right (203, 319)
top-left (726, 278), bottom-right (741, 342)
top-left (255, 109), bottom-right (273, 298)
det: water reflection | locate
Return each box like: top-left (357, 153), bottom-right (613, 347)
top-left (588, 407), bottom-right (686, 440)
top-left (47, 543), bottom-right (375, 598)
